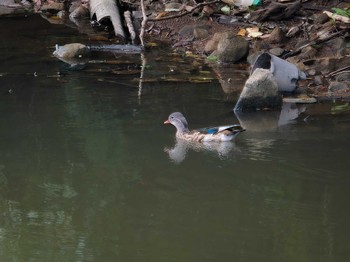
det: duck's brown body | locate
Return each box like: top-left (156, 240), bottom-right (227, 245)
top-left (164, 112), bottom-right (245, 142)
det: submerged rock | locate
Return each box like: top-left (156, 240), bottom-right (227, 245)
top-left (53, 43), bottom-right (91, 66)
top-left (234, 68), bottom-right (282, 112)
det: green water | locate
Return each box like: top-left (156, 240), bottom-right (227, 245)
top-left (0, 14), bottom-right (350, 262)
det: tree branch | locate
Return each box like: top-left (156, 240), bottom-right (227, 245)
top-left (282, 29), bottom-right (346, 59)
top-left (148, 0), bottom-right (220, 22)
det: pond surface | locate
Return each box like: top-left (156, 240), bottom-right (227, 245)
top-left (1, 13), bottom-right (350, 262)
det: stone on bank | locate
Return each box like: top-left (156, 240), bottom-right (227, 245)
top-left (215, 33), bottom-right (249, 63)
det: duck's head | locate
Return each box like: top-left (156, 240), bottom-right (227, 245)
top-left (164, 112), bottom-right (189, 134)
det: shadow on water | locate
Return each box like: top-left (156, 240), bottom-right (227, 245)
top-left (1, 13), bottom-right (350, 262)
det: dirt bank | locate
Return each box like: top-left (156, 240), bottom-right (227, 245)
top-left (2, 0), bottom-right (349, 100)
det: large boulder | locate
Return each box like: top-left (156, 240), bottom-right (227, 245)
top-left (234, 68), bottom-right (282, 112)
top-left (204, 32), bottom-right (222, 54)
top-left (216, 33), bottom-right (249, 63)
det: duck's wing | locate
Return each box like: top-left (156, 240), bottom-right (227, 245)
top-left (196, 125), bottom-right (245, 135)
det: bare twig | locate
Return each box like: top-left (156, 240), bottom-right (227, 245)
top-left (139, 0), bottom-right (148, 47)
top-left (323, 11), bottom-right (350, 24)
top-left (148, 0), bottom-right (219, 21)
top-left (326, 66), bottom-right (350, 78)
top-left (282, 30), bottom-right (346, 59)
top-left (138, 52), bottom-right (146, 103)
top-left (124, 11), bottom-right (136, 45)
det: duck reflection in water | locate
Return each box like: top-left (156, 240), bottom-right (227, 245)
top-left (164, 138), bottom-right (240, 163)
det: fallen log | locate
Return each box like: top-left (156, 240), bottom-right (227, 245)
top-left (90, 44), bottom-right (142, 53)
top-left (124, 10), bottom-right (137, 45)
top-left (250, 0), bottom-right (301, 22)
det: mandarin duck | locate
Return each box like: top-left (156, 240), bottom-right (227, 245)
top-left (164, 112), bottom-right (245, 142)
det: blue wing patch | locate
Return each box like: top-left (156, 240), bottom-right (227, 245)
top-left (207, 127), bottom-right (218, 134)
top-left (196, 127), bottom-right (218, 134)
top-left (196, 125), bottom-right (242, 134)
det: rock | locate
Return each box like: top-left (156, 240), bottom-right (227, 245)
top-left (312, 13), bottom-right (329, 24)
top-left (247, 51), bottom-right (264, 65)
top-left (201, 5), bottom-right (215, 17)
top-left (178, 25), bottom-right (194, 36)
top-left (57, 10), bottom-right (68, 19)
top-left (234, 68), bottom-right (282, 112)
top-left (269, 47), bottom-right (284, 56)
top-left (221, 0), bottom-right (235, 4)
top-left (41, 2), bottom-right (65, 12)
top-left (69, 6), bottom-right (89, 19)
top-left (297, 46), bottom-right (317, 60)
top-left (336, 72), bottom-right (350, 82)
top-left (216, 33), bottom-right (249, 63)
top-left (179, 24), bottom-right (209, 38)
top-left (0, 0), bottom-right (17, 6)
top-left (308, 68), bottom-right (316, 76)
top-left (53, 43), bottom-right (91, 66)
top-left (323, 37), bottom-right (348, 57)
top-left (217, 15), bottom-right (241, 24)
top-left (193, 28), bottom-right (209, 39)
top-left (164, 3), bottom-right (183, 12)
top-left (204, 32), bottom-right (223, 54)
top-left (204, 40), bottom-right (217, 54)
top-left (251, 52), bottom-right (307, 92)
top-left (267, 26), bottom-right (285, 44)
top-left (69, 1), bottom-right (81, 13)
top-left (286, 25), bottom-right (300, 38)
top-left (314, 75), bottom-right (323, 86)
top-left (328, 81), bottom-right (349, 93)
top-left (132, 10), bottom-right (143, 19)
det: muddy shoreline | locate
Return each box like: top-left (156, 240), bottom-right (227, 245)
top-left (1, 0), bottom-right (349, 101)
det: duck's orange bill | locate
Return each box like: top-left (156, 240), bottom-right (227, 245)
top-left (164, 120), bottom-right (170, 124)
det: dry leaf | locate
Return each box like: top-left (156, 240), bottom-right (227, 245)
top-left (155, 11), bottom-right (168, 19)
top-left (323, 11), bottom-right (350, 23)
top-left (237, 28), bottom-right (247, 36)
top-left (246, 27), bottom-right (263, 38)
